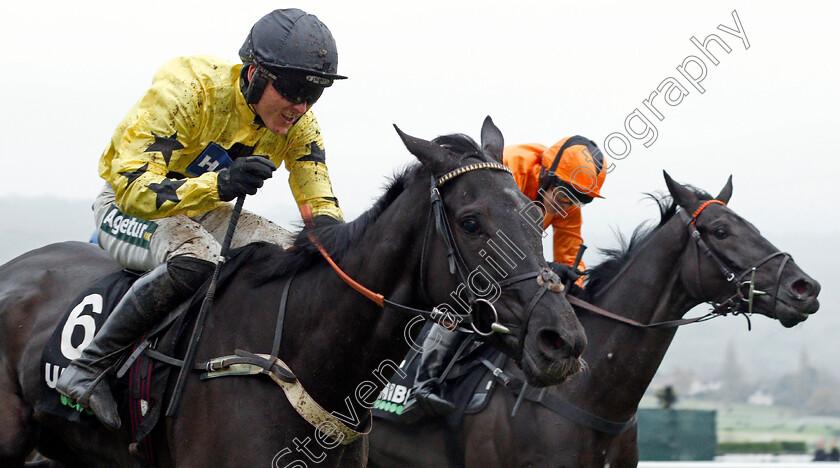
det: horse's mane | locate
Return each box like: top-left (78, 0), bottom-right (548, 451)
top-left (255, 133), bottom-right (486, 281)
top-left (258, 164), bottom-right (421, 280)
top-left (580, 186), bottom-right (713, 301)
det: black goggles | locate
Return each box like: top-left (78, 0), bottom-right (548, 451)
top-left (260, 67), bottom-right (326, 105)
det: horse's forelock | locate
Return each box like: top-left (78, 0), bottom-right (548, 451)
top-left (431, 133), bottom-right (490, 164)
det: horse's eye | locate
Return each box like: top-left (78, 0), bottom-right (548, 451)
top-left (460, 217), bottom-right (481, 234)
top-left (714, 228), bottom-right (728, 239)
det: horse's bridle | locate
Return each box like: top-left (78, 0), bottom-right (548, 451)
top-left (679, 200), bottom-right (791, 317)
top-left (307, 160), bottom-right (565, 337)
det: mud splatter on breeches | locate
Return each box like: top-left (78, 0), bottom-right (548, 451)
top-left (93, 184), bottom-right (293, 271)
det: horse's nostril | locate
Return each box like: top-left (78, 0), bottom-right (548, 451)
top-left (539, 329), bottom-right (565, 352)
top-left (792, 279), bottom-right (809, 296)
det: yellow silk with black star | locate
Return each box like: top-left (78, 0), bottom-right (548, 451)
top-left (98, 55), bottom-right (343, 221)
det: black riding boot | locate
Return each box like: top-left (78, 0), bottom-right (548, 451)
top-left (55, 256), bottom-right (213, 430)
top-left (402, 324), bottom-right (458, 421)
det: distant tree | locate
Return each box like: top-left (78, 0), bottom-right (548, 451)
top-left (669, 367), bottom-right (697, 396)
top-left (656, 385), bottom-right (678, 409)
top-left (774, 348), bottom-right (820, 409)
top-left (718, 340), bottom-right (752, 403)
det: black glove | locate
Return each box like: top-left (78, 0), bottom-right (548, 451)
top-left (217, 156), bottom-right (277, 201)
top-left (549, 262), bottom-right (582, 285)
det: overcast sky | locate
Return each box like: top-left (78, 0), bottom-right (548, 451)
top-left (2, 1), bottom-right (837, 231)
top-left (2, 1), bottom-right (838, 235)
top-left (2, 2), bottom-right (837, 371)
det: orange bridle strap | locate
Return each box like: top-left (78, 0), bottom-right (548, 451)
top-left (311, 238), bottom-right (385, 307)
top-left (691, 200), bottom-right (726, 224)
top-left (299, 204), bottom-right (385, 307)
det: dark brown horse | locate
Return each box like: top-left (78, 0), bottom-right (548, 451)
top-left (368, 172), bottom-right (821, 467)
top-left (0, 118), bottom-right (586, 467)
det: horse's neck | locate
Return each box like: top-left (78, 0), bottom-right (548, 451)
top-left (562, 217), bottom-right (699, 419)
top-left (285, 182), bottom-right (431, 413)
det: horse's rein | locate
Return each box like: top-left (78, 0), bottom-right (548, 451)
top-left (566, 295), bottom-right (717, 329)
top-left (301, 161), bottom-right (563, 337)
top-left (299, 211), bottom-right (387, 307)
top-left (567, 199), bottom-right (790, 330)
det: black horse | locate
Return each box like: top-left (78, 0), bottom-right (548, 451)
top-left (368, 172), bottom-right (821, 467)
top-left (0, 118), bottom-right (586, 467)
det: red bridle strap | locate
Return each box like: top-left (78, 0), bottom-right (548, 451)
top-left (691, 200), bottom-right (726, 224)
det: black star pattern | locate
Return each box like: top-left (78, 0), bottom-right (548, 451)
top-left (147, 179), bottom-right (186, 209)
top-left (144, 132), bottom-right (185, 166)
top-left (118, 163), bottom-right (149, 187)
top-left (228, 143), bottom-right (256, 159)
top-left (296, 141), bottom-right (326, 164)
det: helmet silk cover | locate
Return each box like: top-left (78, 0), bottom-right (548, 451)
top-left (539, 136), bottom-right (607, 199)
top-left (240, 8), bottom-right (346, 83)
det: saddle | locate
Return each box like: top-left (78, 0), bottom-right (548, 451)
top-left (372, 323), bottom-right (512, 428)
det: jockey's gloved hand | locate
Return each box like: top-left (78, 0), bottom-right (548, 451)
top-left (549, 262), bottom-right (582, 285)
top-left (217, 156), bottom-right (277, 201)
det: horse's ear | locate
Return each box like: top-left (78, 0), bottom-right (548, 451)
top-left (715, 175), bottom-right (733, 204)
top-left (480, 116), bottom-right (504, 163)
top-left (663, 170), bottom-right (699, 207)
top-left (393, 124), bottom-right (450, 174)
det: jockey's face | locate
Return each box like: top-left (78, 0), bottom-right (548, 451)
top-left (249, 67), bottom-right (313, 136)
top-left (543, 186), bottom-right (586, 216)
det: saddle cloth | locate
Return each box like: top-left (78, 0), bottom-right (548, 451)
top-left (38, 269), bottom-right (139, 425)
top-left (36, 245), bottom-right (262, 465)
top-left (37, 269), bottom-right (177, 465)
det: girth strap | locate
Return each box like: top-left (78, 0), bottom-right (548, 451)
top-left (201, 349), bottom-right (296, 381)
top-left (201, 349), bottom-right (371, 445)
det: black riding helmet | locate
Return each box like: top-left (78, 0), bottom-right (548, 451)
top-left (241, 9), bottom-right (346, 80)
top-left (240, 9), bottom-right (346, 105)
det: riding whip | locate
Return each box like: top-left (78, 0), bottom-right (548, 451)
top-left (565, 244), bottom-right (587, 293)
top-left (511, 381), bottom-right (528, 417)
top-left (166, 194), bottom-right (245, 417)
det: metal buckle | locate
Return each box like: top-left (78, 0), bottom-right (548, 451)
top-left (537, 268), bottom-right (564, 293)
